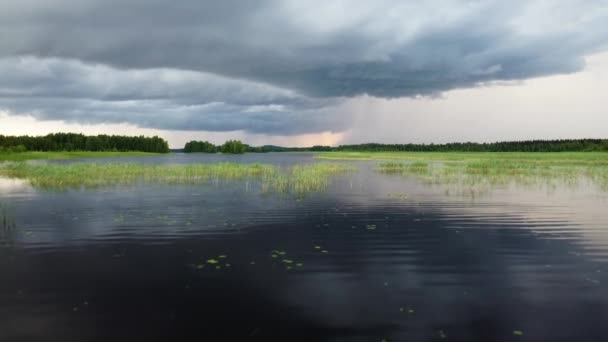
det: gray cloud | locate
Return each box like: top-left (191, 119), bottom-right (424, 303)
top-left (0, 0), bottom-right (607, 134)
top-left (0, 56), bottom-right (344, 134)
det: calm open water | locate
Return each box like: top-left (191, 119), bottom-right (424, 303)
top-left (1, 153), bottom-right (608, 341)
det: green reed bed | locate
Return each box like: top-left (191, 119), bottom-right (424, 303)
top-left (377, 157), bottom-right (608, 192)
top-left (0, 151), bottom-right (161, 162)
top-left (0, 162), bottom-right (354, 193)
top-left (278, 163), bottom-right (355, 193)
top-left (319, 151), bottom-right (608, 166)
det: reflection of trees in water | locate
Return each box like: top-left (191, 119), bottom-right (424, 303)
top-left (0, 202), bottom-right (16, 249)
top-left (1, 202), bottom-right (15, 230)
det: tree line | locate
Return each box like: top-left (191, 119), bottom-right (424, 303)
top-left (186, 139), bottom-right (608, 153)
top-left (331, 139), bottom-right (608, 152)
top-left (184, 140), bottom-right (247, 154)
top-left (0, 133), bottom-right (170, 153)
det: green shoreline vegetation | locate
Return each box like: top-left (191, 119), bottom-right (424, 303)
top-left (0, 162), bottom-right (355, 193)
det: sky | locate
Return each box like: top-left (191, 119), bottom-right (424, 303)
top-left (0, 0), bottom-right (607, 148)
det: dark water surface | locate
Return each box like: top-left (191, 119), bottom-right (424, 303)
top-left (1, 153), bottom-right (608, 341)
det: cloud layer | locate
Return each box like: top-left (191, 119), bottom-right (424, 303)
top-left (1, 0), bottom-right (607, 134)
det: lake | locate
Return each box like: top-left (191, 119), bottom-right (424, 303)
top-left (1, 153), bottom-right (608, 341)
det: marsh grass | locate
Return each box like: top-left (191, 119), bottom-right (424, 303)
top-left (377, 156), bottom-right (608, 193)
top-left (317, 151), bottom-right (608, 166)
top-left (0, 162), bottom-right (354, 194)
top-left (271, 163), bottom-right (355, 194)
top-left (0, 151), bottom-right (161, 162)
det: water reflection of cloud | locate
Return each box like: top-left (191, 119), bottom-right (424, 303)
top-left (0, 177), bottom-right (33, 197)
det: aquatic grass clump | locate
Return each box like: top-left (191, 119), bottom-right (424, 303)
top-left (0, 162), bottom-right (276, 189)
top-left (376, 155), bottom-right (608, 193)
top-left (318, 151), bottom-right (608, 166)
top-left (0, 151), bottom-right (160, 162)
top-left (378, 161), bottom-right (429, 174)
top-left (265, 162), bottom-right (355, 194)
top-left (0, 161), bottom-right (354, 194)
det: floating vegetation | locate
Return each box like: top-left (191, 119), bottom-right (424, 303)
top-left (387, 192), bottom-right (408, 200)
top-left (268, 249), bottom-right (306, 271)
top-left (377, 154), bottom-right (608, 193)
top-left (0, 162), bottom-right (355, 194)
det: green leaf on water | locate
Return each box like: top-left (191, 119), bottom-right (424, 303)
top-left (282, 259), bottom-right (293, 264)
top-left (207, 259), bottom-right (219, 264)
top-left (513, 330), bottom-right (523, 336)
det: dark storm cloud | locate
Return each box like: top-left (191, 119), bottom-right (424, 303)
top-left (0, 0), bottom-right (606, 134)
top-left (0, 56), bottom-right (342, 134)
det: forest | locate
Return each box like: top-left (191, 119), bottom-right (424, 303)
top-left (332, 139), bottom-right (608, 152)
top-left (0, 133), bottom-right (170, 153)
top-left (184, 140), bottom-right (247, 154)
top-left (4, 135), bottom-right (606, 155)
top-left (186, 139), bottom-right (608, 153)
